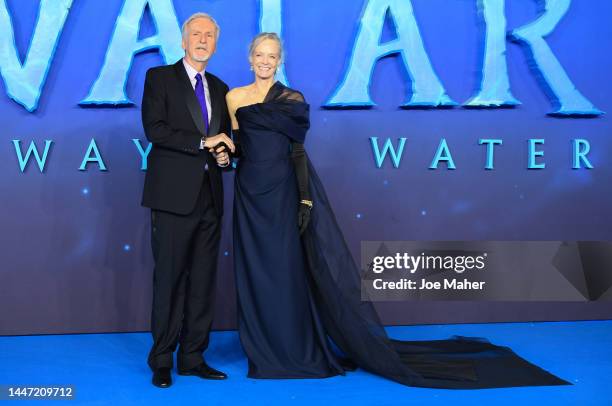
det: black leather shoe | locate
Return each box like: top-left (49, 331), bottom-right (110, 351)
top-left (152, 367), bottom-right (172, 388)
top-left (338, 357), bottom-right (358, 372)
top-left (178, 362), bottom-right (227, 380)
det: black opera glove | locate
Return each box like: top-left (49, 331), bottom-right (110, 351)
top-left (291, 142), bottom-right (312, 234)
top-left (297, 204), bottom-right (311, 235)
top-left (230, 129), bottom-right (243, 158)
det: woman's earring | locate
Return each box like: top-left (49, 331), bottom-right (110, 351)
top-left (250, 65), bottom-right (254, 71)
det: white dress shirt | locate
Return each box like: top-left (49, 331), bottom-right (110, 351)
top-left (183, 59), bottom-right (212, 152)
top-left (182, 58), bottom-right (212, 125)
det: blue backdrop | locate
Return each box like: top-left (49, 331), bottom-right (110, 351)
top-left (1, 0), bottom-right (610, 334)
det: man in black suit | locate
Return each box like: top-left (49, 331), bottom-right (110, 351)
top-left (141, 12), bottom-right (233, 388)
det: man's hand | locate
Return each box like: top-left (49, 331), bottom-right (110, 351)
top-left (204, 133), bottom-right (235, 153)
top-left (215, 151), bottom-right (230, 167)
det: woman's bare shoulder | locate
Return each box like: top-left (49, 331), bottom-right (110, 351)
top-left (227, 85), bottom-right (251, 103)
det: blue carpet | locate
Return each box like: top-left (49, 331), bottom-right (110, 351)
top-left (0, 321), bottom-right (610, 405)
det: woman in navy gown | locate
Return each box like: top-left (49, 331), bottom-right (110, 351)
top-left (223, 33), bottom-right (568, 388)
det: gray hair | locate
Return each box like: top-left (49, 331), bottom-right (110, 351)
top-left (248, 32), bottom-right (284, 63)
top-left (182, 12), bottom-right (220, 40)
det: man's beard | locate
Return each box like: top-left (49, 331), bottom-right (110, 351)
top-left (192, 54), bottom-right (210, 63)
top-left (192, 47), bottom-right (210, 63)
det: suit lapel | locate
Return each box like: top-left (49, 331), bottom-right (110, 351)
top-left (173, 61), bottom-right (207, 136)
top-left (206, 72), bottom-right (221, 137)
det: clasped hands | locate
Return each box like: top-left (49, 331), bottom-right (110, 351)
top-left (204, 133), bottom-right (235, 167)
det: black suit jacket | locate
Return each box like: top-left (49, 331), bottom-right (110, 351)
top-left (141, 60), bottom-right (231, 216)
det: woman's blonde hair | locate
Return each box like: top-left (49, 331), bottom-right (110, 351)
top-left (248, 32), bottom-right (284, 63)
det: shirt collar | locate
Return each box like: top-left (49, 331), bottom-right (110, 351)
top-left (182, 58), bottom-right (206, 80)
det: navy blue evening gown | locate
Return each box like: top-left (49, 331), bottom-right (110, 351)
top-left (232, 82), bottom-right (568, 388)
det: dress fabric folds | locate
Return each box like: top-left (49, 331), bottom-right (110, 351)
top-left (232, 82), bottom-right (569, 388)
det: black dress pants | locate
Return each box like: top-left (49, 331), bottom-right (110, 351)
top-left (148, 172), bottom-right (221, 370)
